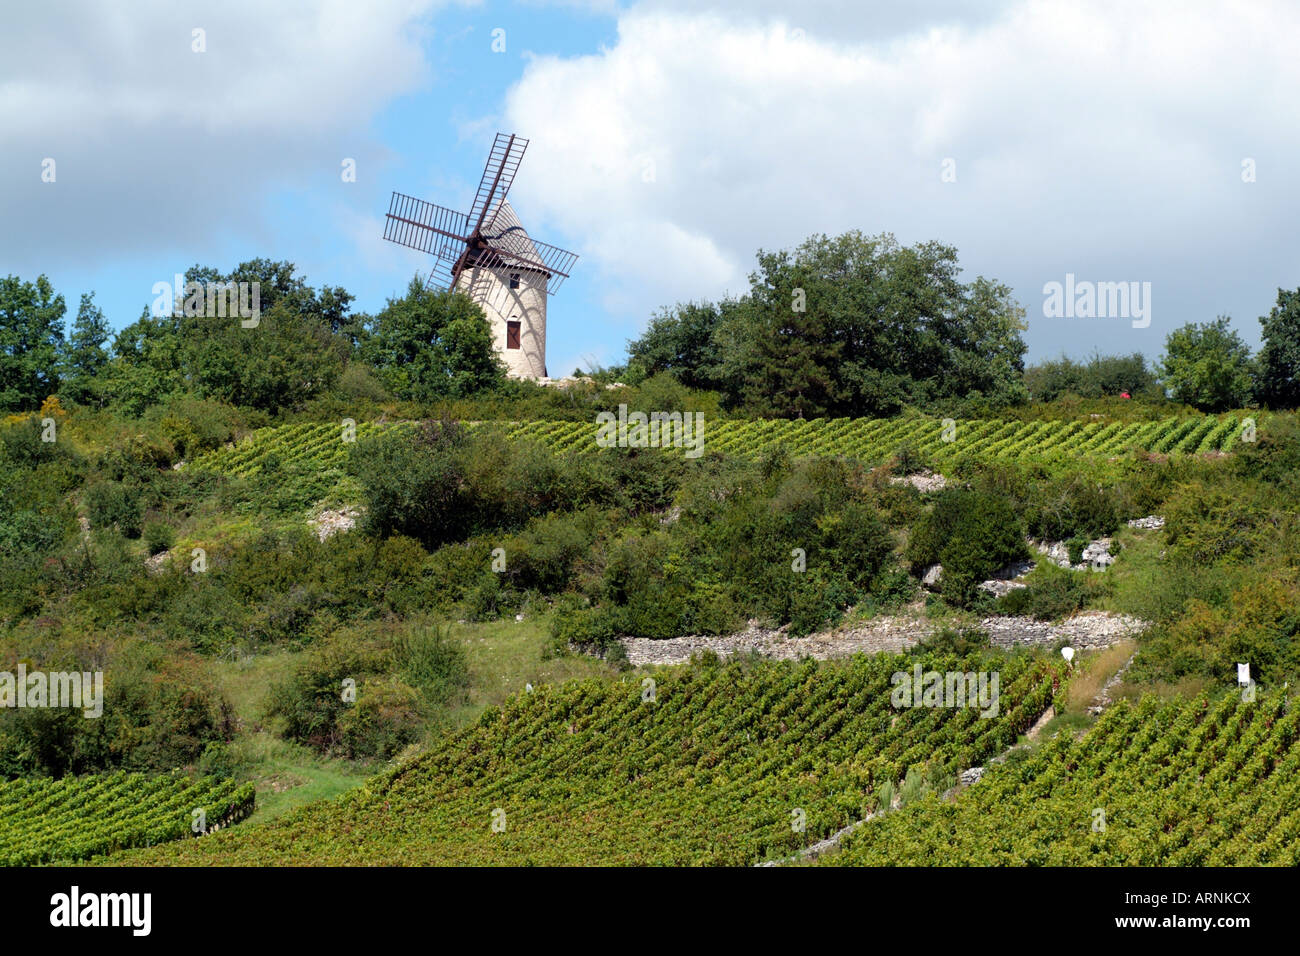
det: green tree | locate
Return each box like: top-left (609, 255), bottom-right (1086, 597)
top-left (1156, 317), bottom-right (1255, 412)
top-left (102, 310), bottom-right (185, 417)
top-left (365, 279), bottom-right (505, 401)
top-left (628, 231), bottom-right (1028, 417)
top-left (181, 303), bottom-right (343, 412)
top-left (0, 275), bottom-right (66, 410)
top-left (1256, 288), bottom-right (1300, 409)
top-left (60, 292), bottom-right (112, 406)
top-left (102, 261), bottom-right (358, 414)
top-left (1025, 352), bottom-right (1160, 402)
top-left (626, 300), bottom-right (729, 389)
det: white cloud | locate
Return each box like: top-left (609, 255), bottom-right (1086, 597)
top-left (0, 0), bottom-right (459, 269)
top-left (504, 0), bottom-right (1300, 355)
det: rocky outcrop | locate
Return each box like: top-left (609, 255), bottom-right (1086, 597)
top-left (309, 506), bottom-right (361, 541)
top-left (1127, 515), bottom-right (1165, 530)
top-left (889, 469), bottom-right (947, 493)
top-left (1036, 537), bottom-right (1115, 571)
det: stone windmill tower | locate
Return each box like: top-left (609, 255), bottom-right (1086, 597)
top-left (382, 133), bottom-right (579, 380)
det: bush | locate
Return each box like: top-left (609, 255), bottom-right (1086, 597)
top-left (996, 565), bottom-right (1095, 620)
top-left (197, 741), bottom-right (240, 778)
top-left (142, 521), bottom-right (175, 556)
top-left (1025, 476), bottom-right (1122, 541)
top-left (84, 480), bottom-right (143, 538)
top-left (549, 593), bottom-right (617, 651)
top-left (1163, 478), bottom-right (1279, 565)
top-left (907, 488), bottom-right (1027, 607)
top-left (915, 626), bottom-right (990, 656)
top-left (392, 627), bottom-right (469, 707)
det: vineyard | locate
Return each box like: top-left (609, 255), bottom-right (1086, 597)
top-left (114, 652), bottom-right (1062, 866)
top-left (189, 414), bottom-right (1253, 478)
top-left (825, 691), bottom-right (1300, 865)
top-left (0, 772), bottom-right (255, 865)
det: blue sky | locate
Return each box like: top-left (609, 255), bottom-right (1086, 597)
top-left (4, 0), bottom-right (1300, 377)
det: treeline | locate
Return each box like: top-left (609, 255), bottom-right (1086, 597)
top-left (5, 234), bottom-right (1300, 430)
top-left (0, 264), bottom-right (516, 418)
top-left (626, 235), bottom-right (1300, 415)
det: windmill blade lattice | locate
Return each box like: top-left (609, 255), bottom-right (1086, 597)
top-left (465, 133), bottom-right (529, 236)
top-left (383, 192), bottom-right (472, 290)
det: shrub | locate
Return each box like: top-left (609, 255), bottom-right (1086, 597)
top-left (393, 627), bottom-right (469, 707)
top-left (142, 520), bottom-right (175, 556)
top-left (1026, 476), bottom-right (1122, 541)
top-left (996, 565), bottom-right (1095, 620)
top-left (84, 480), bottom-right (143, 538)
top-left (915, 626), bottom-right (991, 656)
top-left (549, 593), bottom-right (618, 651)
top-left (907, 489), bottom-right (1027, 607)
top-left (197, 741), bottom-right (241, 778)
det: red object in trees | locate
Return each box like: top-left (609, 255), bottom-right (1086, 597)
top-left (1120, 391), bottom-right (1131, 399)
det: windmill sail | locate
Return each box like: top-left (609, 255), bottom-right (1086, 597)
top-left (383, 192), bottom-right (472, 290)
top-left (465, 133), bottom-right (529, 237)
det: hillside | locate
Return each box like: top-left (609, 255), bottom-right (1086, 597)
top-left (112, 652), bottom-right (1062, 865)
top-left (826, 692), bottom-right (1300, 866)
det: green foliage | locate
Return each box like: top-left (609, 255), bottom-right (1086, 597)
top-left (1256, 287), bottom-right (1300, 409)
top-left (267, 625), bottom-right (466, 759)
top-left (121, 652), bottom-right (1064, 865)
top-left (1025, 352), bottom-right (1160, 402)
top-left (996, 564), bottom-right (1096, 621)
top-left (628, 231), bottom-right (1028, 417)
top-left (364, 279), bottom-right (506, 401)
top-left (1156, 317), bottom-right (1255, 412)
top-left (195, 415), bottom-right (1245, 487)
top-left (142, 520), bottom-right (175, 556)
top-left (84, 480), bottom-right (143, 538)
top-left (59, 292), bottom-right (111, 407)
top-left (907, 488), bottom-right (1027, 607)
top-left (828, 693), bottom-right (1300, 865)
top-left (0, 636), bottom-right (233, 779)
top-left (0, 274), bottom-right (65, 411)
top-left (1022, 473), bottom-right (1122, 540)
top-left (1162, 478), bottom-right (1280, 565)
top-left (392, 626), bottom-right (470, 707)
top-left (914, 626), bottom-right (991, 656)
top-left (0, 772), bottom-right (255, 865)
top-left (626, 301), bottom-right (729, 389)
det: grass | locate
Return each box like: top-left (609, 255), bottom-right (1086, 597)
top-left (1062, 638), bottom-right (1136, 714)
top-left (443, 614), bottom-right (619, 727)
top-left (202, 613), bottom-right (619, 826)
top-left (211, 650), bottom-right (381, 824)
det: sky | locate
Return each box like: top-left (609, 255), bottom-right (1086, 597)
top-left (3, 0), bottom-right (1299, 377)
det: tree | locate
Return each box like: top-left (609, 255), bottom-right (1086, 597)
top-left (364, 280), bottom-right (505, 401)
top-left (1256, 288), bottom-right (1300, 409)
top-left (60, 292), bottom-right (111, 406)
top-left (0, 275), bottom-right (66, 411)
top-left (626, 301), bottom-right (728, 389)
top-left (1025, 352), bottom-right (1160, 402)
top-left (1156, 317), bottom-right (1255, 412)
top-left (102, 261), bottom-right (359, 414)
top-left (102, 309), bottom-right (185, 417)
top-left (181, 303), bottom-right (343, 411)
top-left (646, 231), bottom-right (1029, 418)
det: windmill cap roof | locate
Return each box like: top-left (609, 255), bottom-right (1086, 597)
top-left (481, 199), bottom-right (548, 272)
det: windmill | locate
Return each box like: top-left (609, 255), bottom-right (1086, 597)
top-left (382, 133), bottom-right (578, 380)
